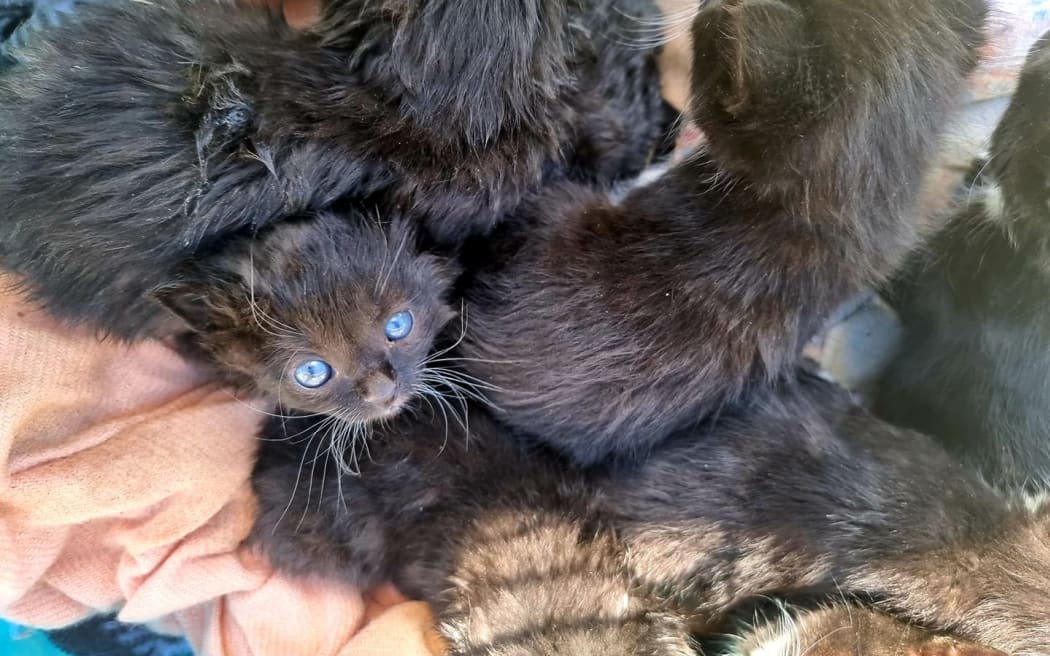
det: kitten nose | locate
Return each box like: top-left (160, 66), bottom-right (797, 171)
top-left (361, 371), bottom-right (397, 405)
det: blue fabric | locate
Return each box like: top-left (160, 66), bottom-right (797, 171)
top-left (45, 615), bottom-right (194, 656)
top-left (1, 620), bottom-right (71, 656)
top-left (3, 0), bottom-right (105, 50)
top-left (3, 615), bottom-right (197, 656)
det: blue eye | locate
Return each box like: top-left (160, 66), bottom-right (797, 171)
top-left (293, 359), bottom-right (332, 389)
top-left (384, 311), bottom-right (414, 341)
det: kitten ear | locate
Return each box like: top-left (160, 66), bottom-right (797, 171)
top-left (151, 281), bottom-right (235, 333)
top-left (187, 64), bottom-right (256, 166)
top-left (424, 252), bottom-right (463, 289)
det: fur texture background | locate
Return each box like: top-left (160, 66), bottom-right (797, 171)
top-left (877, 31), bottom-right (1050, 491)
top-left (458, 0), bottom-right (987, 465)
top-left (251, 373), bottom-right (1050, 655)
top-left (0, 0), bottom-right (671, 337)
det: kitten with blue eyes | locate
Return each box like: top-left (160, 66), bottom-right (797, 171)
top-left (155, 209), bottom-right (457, 421)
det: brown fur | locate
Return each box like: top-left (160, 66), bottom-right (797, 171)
top-left (251, 374), bottom-right (1050, 656)
top-left (732, 605), bottom-right (1004, 656)
top-left (0, 0), bottom-right (672, 338)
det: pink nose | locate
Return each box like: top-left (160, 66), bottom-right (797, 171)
top-left (361, 372), bottom-right (397, 405)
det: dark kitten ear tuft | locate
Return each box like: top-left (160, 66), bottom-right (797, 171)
top-left (152, 283), bottom-right (212, 333)
top-left (151, 280), bottom-right (240, 333)
top-left (424, 252), bottom-right (463, 290)
top-left (187, 63), bottom-right (256, 166)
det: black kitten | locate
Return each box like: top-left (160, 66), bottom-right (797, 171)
top-left (457, 0), bottom-right (987, 465)
top-left (0, 0), bottom-right (670, 339)
top-left (156, 210), bottom-right (457, 423)
top-left (876, 31), bottom-right (1050, 491)
top-left (250, 374), bottom-right (1050, 656)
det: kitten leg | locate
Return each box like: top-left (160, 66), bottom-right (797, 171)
top-left (605, 376), bottom-right (1050, 655)
top-left (436, 509), bottom-right (697, 656)
top-left (248, 415), bottom-right (393, 588)
top-left (458, 0), bottom-right (988, 464)
top-left (730, 605), bottom-right (1004, 656)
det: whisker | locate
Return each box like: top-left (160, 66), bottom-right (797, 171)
top-left (608, 4), bottom-right (700, 49)
top-left (296, 428), bottom-right (330, 531)
top-left (425, 300), bottom-right (470, 361)
top-left (419, 374), bottom-right (500, 411)
top-left (218, 391), bottom-right (328, 423)
top-left (377, 222), bottom-right (411, 298)
top-left (260, 414), bottom-right (338, 445)
top-left (421, 367), bottom-right (505, 400)
top-left (271, 432), bottom-right (316, 535)
top-left (316, 435), bottom-right (331, 514)
top-left (423, 366), bottom-right (507, 392)
top-left (425, 355), bottom-right (522, 366)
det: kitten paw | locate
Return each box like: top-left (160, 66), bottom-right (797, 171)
top-left (691, 0), bottom-right (808, 118)
top-left (248, 430), bottom-right (392, 588)
top-left (906, 638), bottom-right (1006, 656)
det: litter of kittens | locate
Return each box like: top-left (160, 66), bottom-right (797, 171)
top-left (0, 1), bottom-right (1049, 656)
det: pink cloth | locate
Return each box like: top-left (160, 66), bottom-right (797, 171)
top-left (0, 278), bottom-right (443, 655)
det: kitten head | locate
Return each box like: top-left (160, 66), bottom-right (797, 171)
top-left (155, 210), bottom-right (458, 421)
top-left (988, 30), bottom-right (1050, 236)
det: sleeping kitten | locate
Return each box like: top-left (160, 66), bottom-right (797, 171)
top-left (0, 0), bottom-right (671, 339)
top-left (876, 30), bottom-right (1050, 491)
top-left (457, 0), bottom-right (987, 464)
top-left (250, 373), bottom-right (1050, 656)
top-left (156, 210), bottom-right (457, 420)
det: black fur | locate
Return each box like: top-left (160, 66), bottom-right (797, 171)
top-left (876, 31), bottom-right (1050, 491)
top-left (250, 374), bottom-right (1050, 656)
top-left (458, 0), bottom-right (987, 465)
top-left (0, 0), bottom-right (670, 338)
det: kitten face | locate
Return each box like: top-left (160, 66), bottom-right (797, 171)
top-left (156, 210), bottom-right (457, 420)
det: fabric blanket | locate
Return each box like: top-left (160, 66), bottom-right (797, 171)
top-left (0, 278), bottom-right (443, 655)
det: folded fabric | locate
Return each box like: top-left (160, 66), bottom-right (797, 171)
top-left (0, 276), bottom-right (443, 656)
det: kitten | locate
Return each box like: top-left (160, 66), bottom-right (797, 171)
top-left (0, 0), bottom-right (671, 339)
top-left (876, 31), bottom-right (1050, 491)
top-left (724, 32), bottom-right (1050, 656)
top-left (250, 373), bottom-right (1050, 656)
top-left (456, 0), bottom-right (988, 465)
top-left (156, 209), bottom-right (457, 420)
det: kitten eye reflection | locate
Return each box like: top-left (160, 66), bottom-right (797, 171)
top-left (384, 311), bottom-right (413, 341)
top-left (293, 359), bottom-right (333, 389)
